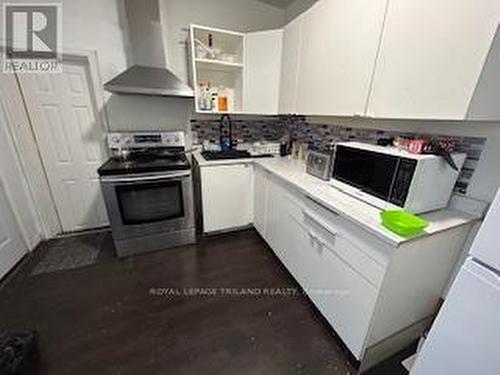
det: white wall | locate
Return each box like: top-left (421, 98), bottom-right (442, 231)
top-left (159, 0), bottom-right (286, 83)
top-left (106, 95), bottom-right (194, 146)
top-left (60, 0), bottom-right (130, 82)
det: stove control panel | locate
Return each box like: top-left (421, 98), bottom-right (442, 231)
top-left (107, 131), bottom-right (185, 149)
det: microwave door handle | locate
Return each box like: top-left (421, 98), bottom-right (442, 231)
top-left (101, 171), bottom-right (191, 183)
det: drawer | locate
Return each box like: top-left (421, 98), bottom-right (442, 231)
top-left (303, 209), bottom-right (386, 288)
top-left (303, 195), bottom-right (391, 272)
top-left (269, 177), bottom-right (388, 287)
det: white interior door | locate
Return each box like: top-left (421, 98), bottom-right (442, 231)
top-left (18, 57), bottom-right (109, 232)
top-left (0, 100), bottom-right (29, 279)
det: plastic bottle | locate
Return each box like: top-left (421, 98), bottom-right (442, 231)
top-left (204, 82), bottom-right (212, 111)
top-left (198, 81), bottom-right (207, 111)
top-left (218, 86), bottom-right (228, 112)
top-left (210, 85), bottom-right (219, 112)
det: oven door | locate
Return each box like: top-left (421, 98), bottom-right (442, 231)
top-left (100, 171), bottom-right (194, 240)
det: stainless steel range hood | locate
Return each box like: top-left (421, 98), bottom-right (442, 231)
top-left (104, 65), bottom-right (194, 98)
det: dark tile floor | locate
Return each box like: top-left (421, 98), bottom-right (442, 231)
top-left (0, 229), bottom-right (411, 375)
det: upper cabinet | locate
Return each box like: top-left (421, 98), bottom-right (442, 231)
top-left (279, 14), bottom-right (304, 114)
top-left (189, 25), bottom-right (245, 113)
top-left (190, 0), bottom-right (500, 120)
top-left (189, 25), bottom-right (282, 115)
top-left (295, 0), bottom-right (388, 116)
top-left (366, 0), bottom-right (500, 120)
top-left (243, 30), bottom-right (283, 115)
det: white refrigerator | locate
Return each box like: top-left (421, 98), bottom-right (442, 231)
top-left (411, 188), bottom-right (500, 375)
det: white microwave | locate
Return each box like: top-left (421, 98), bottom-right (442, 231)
top-left (331, 142), bottom-right (466, 213)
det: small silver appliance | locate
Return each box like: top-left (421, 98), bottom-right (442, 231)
top-left (306, 150), bottom-right (335, 181)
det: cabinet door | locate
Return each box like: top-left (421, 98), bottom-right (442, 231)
top-left (265, 178), bottom-right (286, 260)
top-left (278, 14), bottom-right (304, 114)
top-left (263, 176), bottom-right (379, 358)
top-left (310, 236), bottom-right (378, 359)
top-left (253, 167), bottom-right (270, 238)
top-left (296, 0), bottom-right (387, 116)
top-left (265, 177), bottom-right (300, 268)
top-left (200, 164), bottom-right (253, 233)
top-left (281, 197), bottom-right (378, 359)
top-left (243, 29), bottom-right (283, 114)
top-left (367, 0), bottom-right (500, 120)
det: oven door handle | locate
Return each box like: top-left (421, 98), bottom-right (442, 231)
top-left (100, 171), bottom-right (191, 183)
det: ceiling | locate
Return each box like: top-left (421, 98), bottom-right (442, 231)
top-left (256, 0), bottom-right (296, 9)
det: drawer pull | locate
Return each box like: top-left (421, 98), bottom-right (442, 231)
top-left (303, 209), bottom-right (338, 237)
top-left (305, 195), bottom-right (339, 216)
top-left (309, 229), bottom-right (379, 289)
top-left (308, 230), bottom-right (326, 250)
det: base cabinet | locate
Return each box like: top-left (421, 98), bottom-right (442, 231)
top-left (200, 163), bottom-right (470, 368)
top-left (253, 165), bottom-right (469, 368)
top-left (200, 164), bottom-right (253, 233)
top-left (260, 170), bottom-right (381, 358)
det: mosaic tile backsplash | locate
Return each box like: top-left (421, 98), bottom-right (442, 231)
top-left (191, 116), bottom-right (486, 195)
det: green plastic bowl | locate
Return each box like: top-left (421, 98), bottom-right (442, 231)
top-left (380, 210), bottom-right (429, 237)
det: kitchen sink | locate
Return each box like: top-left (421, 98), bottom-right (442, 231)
top-left (201, 150), bottom-right (273, 161)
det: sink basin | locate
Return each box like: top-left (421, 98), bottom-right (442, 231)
top-left (201, 150), bottom-right (273, 161)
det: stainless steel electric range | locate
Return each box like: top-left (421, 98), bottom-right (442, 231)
top-left (98, 131), bottom-right (196, 258)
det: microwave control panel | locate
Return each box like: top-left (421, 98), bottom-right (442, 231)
top-left (389, 158), bottom-right (417, 207)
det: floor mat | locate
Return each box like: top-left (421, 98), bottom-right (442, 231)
top-left (30, 232), bottom-right (107, 275)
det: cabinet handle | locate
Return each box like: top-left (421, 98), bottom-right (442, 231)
top-left (303, 209), bottom-right (338, 237)
top-left (308, 231), bottom-right (324, 250)
top-left (305, 195), bottom-right (339, 216)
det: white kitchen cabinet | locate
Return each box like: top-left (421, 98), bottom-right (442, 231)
top-left (296, 0), bottom-right (388, 116)
top-left (299, 208), bottom-right (380, 358)
top-left (278, 14), bottom-right (304, 114)
top-left (190, 25), bottom-right (283, 115)
top-left (265, 176), bottom-right (303, 274)
top-left (367, 0), bottom-right (500, 120)
top-left (189, 25), bottom-right (245, 113)
top-left (244, 29), bottom-right (283, 115)
top-left (262, 176), bottom-right (382, 358)
top-left (198, 158), bottom-right (472, 368)
top-left (252, 165), bottom-right (471, 369)
top-left (200, 164), bottom-right (253, 233)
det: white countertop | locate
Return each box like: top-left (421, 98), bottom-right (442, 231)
top-left (194, 151), bottom-right (479, 247)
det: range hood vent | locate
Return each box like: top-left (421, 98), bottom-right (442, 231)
top-left (104, 65), bottom-right (194, 98)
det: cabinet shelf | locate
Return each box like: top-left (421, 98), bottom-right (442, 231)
top-left (195, 58), bottom-right (243, 72)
